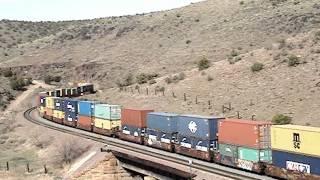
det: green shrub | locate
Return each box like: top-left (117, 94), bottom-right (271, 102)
top-left (10, 78), bottom-right (26, 90)
top-left (148, 79), bottom-right (156, 85)
top-left (2, 69), bottom-right (13, 77)
top-left (288, 55), bottom-right (300, 66)
top-left (272, 114), bottom-right (292, 125)
top-left (239, 1), bottom-right (244, 5)
top-left (116, 73), bottom-right (134, 87)
top-left (136, 73), bottom-right (158, 84)
top-left (165, 77), bottom-right (172, 84)
top-left (197, 57), bottom-right (210, 71)
top-left (251, 62), bottom-right (264, 72)
top-left (230, 49), bottom-right (239, 57)
top-left (207, 75), bottom-right (213, 81)
top-left (44, 76), bottom-right (52, 84)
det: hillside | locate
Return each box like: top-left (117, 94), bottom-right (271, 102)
top-left (0, 0), bottom-right (319, 123)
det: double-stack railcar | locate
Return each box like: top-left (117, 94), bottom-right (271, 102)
top-left (36, 93), bottom-right (320, 179)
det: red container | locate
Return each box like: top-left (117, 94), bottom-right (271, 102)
top-left (77, 115), bottom-right (93, 131)
top-left (121, 108), bottom-right (154, 128)
top-left (218, 119), bottom-right (272, 149)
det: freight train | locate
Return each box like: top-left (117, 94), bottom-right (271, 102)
top-left (37, 91), bottom-right (320, 180)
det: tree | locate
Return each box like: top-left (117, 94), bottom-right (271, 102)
top-left (272, 114), bottom-right (292, 125)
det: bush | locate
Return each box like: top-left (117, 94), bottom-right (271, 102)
top-left (10, 78), bottom-right (27, 90)
top-left (116, 73), bottom-right (134, 87)
top-left (251, 62), bottom-right (264, 72)
top-left (165, 77), bottom-right (173, 84)
top-left (207, 75), bottom-right (213, 81)
top-left (44, 76), bottom-right (52, 84)
top-left (197, 57), bottom-right (210, 71)
top-left (2, 69), bottom-right (13, 77)
top-left (148, 79), bottom-right (156, 85)
top-left (288, 55), bottom-right (300, 66)
top-left (230, 49), bottom-right (239, 57)
top-left (136, 73), bottom-right (158, 84)
top-left (58, 139), bottom-right (89, 164)
top-left (272, 114), bottom-right (292, 125)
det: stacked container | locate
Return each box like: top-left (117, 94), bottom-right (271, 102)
top-left (267, 125), bottom-right (320, 178)
top-left (92, 104), bottom-right (121, 136)
top-left (77, 100), bottom-right (98, 131)
top-left (38, 95), bottom-right (46, 117)
top-left (175, 115), bottom-right (223, 161)
top-left (52, 97), bottom-right (65, 124)
top-left (63, 99), bottom-right (78, 127)
top-left (43, 96), bottom-right (56, 120)
top-left (145, 112), bottom-right (179, 152)
top-left (217, 119), bottom-right (272, 172)
top-left (120, 108), bottom-right (154, 144)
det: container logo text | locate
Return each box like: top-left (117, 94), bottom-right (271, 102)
top-left (293, 133), bottom-right (301, 149)
top-left (286, 161), bottom-right (310, 173)
top-left (188, 121), bottom-right (197, 133)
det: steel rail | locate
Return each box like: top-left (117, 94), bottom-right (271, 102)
top-left (24, 107), bottom-right (273, 180)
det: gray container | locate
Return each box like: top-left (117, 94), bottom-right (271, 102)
top-left (177, 114), bottom-right (223, 140)
top-left (147, 112), bottom-right (179, 133)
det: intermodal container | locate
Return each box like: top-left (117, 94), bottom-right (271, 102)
top-left (61, 88), bottom-right (66, 97)
top-left (122, 125), bottom-right (143, 137)
top-left (177, 115), bottom-right (223, 140)
top-left (78, 100), bottom-right (97, 117)
top-left (54, 98), bottom-right (65, 111)
top-left (94, 104), bottom-right (121, 120)
top-left (45, 107), bottom-right (53, 117)
top-left (146, 112), bottom-right (179, 133)
top-left (45, 97), bottom-right (55, 109)
top-left (64, 111), bottom-right (77, 122)
top-left (238, 147), bottom-right (272, 162)
top-left (271, 125), bottom-right (320, 157)
top-left (121, 108), bottom-right (154, 128)
top-left (219, 143), bottom-right (238, 158)
top-left (39, 106), bottom-right (45, 114)
top-left (272, 150), bottom-right (320, 175)
top-left (66, 88), bottom-right (72, 97)
top-left (64, 99), bottom-right (78, 113)
top-left (77, 115), bottom-right (93, 131)
top-left (39, 96), bottom-right (46, 107)
top-left (53, 110), bottom-right (65, 119)
top-left (71, 88), bottom-right (78, 96)
top-left (177, 135), bottom-right (217, 152)
top-left (218, 119), bottom-right (271, 149)
top-left (56, 89), bottom-right (62, 97)
top-left (94, 118), bottom-right (120, 130)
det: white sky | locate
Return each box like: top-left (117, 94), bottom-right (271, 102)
top-left (0, 0), bottom-right (203, 21)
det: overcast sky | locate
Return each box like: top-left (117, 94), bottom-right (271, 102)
top-left (0, 0), bottom-right (203, 21)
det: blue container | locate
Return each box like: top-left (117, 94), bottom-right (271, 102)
top-left (146, 128), bottom-right (174, 143)
top-left (272, 150), bottom-right (320, 175)
top-left (64, 99), bottom-right (78, 113)
top-left (78, 100), bottom-right (96, 116)
top-left (54, 98), bottom-right (65, 111)
top-left (122, 125), bottom-right (143, 137)
top-left (147, 112), bottom-right (179, 133)
top-left (65, 111), bottom-right (77, 122)
top-left (177, 115), bottom-right (222, 140)
top-left (177, 135), bottom-right (217, 152)
top-left (39, 96), bottom-right (46, 106)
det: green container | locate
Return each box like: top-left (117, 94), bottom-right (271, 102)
top-left (219, 144), bottom-right (238, 158)
top-left (94, 104), bottom-right (121, 120)
top-left (238, 147), bottom-right (272, 162)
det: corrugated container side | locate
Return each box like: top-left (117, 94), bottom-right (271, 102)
top-left (271, 125), bottom-right (320, 157)
top-left (54, 98), bottom-right (65, 111)
top-left (219, 143), bottom-right (238, 158)
top-left (64, 111), bottom-right (77, 122)
top-left (121, 109), bottom-right (154, 128)
top-left (45, 97), bottom-right (55, 109)
top-left (177, 115), bottom-right (222, 140)
top-left (77, 115), bottom-right (93, 130)
top-left (272, 150), bottom-right (320, 175)
top-left (94, 118), bottom-right (120, 130)
top-left (218, 119), bottom-right (271, 149)
top-left (53, 110), bottom-right (65, 119)
top-left (94, 104), bottom-right (121, 120)
top-left (78, 101), bottom-right (96, 116)
top-left (147, 112), bottom-right (179, 133)
top-left (121, 125), bottom-right (143, 137)
top-left (64, 99), bottom-right (78, 113)
top-left (45, 107), bottom-right (53, 117)
top-left (39, 106), bottom-right (45, 114)
top-left (177, 135), bottom-right (216, 152)
top-left (39, 96), bottom-right (46, 107)
top-left (238, 147), bottom-right (272, 162)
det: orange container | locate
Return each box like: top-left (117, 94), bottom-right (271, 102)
top-left (121, 108), bottom-right (154, 128)
top-left (218, 119), bottom-right (272, 149)
top-left (77, 115), bottom-right (93, 131)
top-left (45, 107), bottom-right (53, 117)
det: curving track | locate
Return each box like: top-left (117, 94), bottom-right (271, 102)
top-left (24, 107), bottom-right (275, 180)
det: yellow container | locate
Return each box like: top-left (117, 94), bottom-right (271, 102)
top-left (39, 106), bottom-right (45, 114)
top-left (271, 125), bottom-right (320, 157)
top-left (45, 97), bottom-right (55, 109)
top-left (94, 118), bottom-right (120, 130)
top-left (53, 110), bottom-right (65, 119)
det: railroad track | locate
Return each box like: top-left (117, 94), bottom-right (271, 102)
top-left (24, 107), bottom-right (274, 180)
